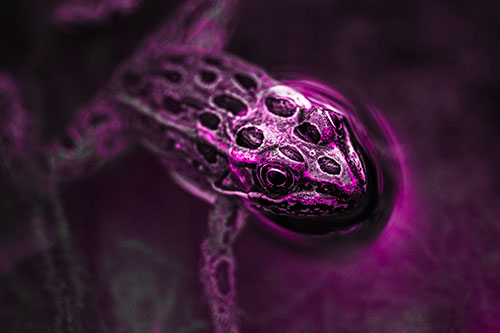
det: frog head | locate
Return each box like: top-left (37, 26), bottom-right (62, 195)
top-left (214, 81), bottom-right (398, 237)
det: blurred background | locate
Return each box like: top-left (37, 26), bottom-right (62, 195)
top-left (1, 0), bottom-right (499, 331)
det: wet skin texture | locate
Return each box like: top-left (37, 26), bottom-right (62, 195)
top-left (114, 48), bottom-right (380, 236)
top-left (39, 42), bottom-right (394, 239)
top-left (1, 0), bottom-right (500, 332)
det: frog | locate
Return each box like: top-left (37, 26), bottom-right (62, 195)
top-left (0, 0), bottom-right (401, 332)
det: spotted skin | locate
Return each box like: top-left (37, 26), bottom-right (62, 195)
top-left (112, 48), bottom-right (370, 232)
top-left (36, 46), bottom-right (373, 331)
top-left (0, 1), bottom-right (387, 332)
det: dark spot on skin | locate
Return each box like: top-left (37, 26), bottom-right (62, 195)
top-left (122, 70), bottom-right (141, 88)
top-left (61, 134), bottom-right (75, 150)
top-left (318, 156), bottom-right (341, 175)
top-left (160, 70), bottom-right (181, 83)
top-left (89, 113), bottom-right (109, 127)
top-left (265, 97), bottom-right (297, 117)
top-left (203, 56), bottom-right (222, 66)
top-left (294, 122), bottom-right (320, 144)
top-left (236, 126), bottom-right (264, 149)
top-left (213, 94), bottom-right (247, 116)
top-left (279, 146), bottom-right (304, 162)
top-left (181, 96), bottom-right (205, 110)
top-left (162, 96), bottom-right (184, 114)
top-left (199, 112), bottom-right (220, 130)
top-left (234, 73), bottom-right (257, 90)
top-left (200, 70), bottom-right (217, 83)
top-left (196, 142), bottom-right (218, 164)
top-left (214, 260), bottom-right (231, 295)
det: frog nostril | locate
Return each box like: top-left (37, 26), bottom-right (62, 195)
top-left (235, 126), bottom-right (264, 149)
top-left (294, 122), bottom-right (320, 144)
top-left (318, 156), bottom-right (341, 175)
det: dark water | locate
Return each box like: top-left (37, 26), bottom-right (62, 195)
top-left (1, 0), bottom-right (499, 332)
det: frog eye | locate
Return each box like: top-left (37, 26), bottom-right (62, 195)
top-left (258, 164), bottom-right (294, 194)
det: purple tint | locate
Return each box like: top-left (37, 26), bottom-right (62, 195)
top-left (1, 0), bottom-right (500, 332)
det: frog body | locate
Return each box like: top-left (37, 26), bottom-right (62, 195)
top-left (0, 1), bottom-right (401, 332)
top-left (90, 47), bottom-right (373, 236)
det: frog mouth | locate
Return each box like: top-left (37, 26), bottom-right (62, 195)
top-left (246, 192), bottom-right (375, 236)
